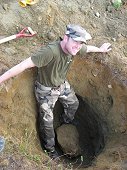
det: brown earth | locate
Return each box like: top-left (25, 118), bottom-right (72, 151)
top-left (0, 0), bottom-right (127, 169)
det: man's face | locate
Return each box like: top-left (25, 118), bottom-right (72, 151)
top-left (65, 37), bottom-right (83, 55)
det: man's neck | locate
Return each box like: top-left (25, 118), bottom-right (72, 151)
top-left (60, 40), bottom-right (69, 55)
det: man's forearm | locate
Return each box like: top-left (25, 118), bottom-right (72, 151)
top-left (0, 57), bottom-right (35, 84)
top-left (86, 43), bottom-right (111, 53)
top-left (86, 45), bottom-right (102, 53)
top-left (0, 64), bottom-right (25, 84)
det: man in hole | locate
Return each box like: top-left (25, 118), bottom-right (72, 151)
top-left (0, 24), bottom-right (111, 160)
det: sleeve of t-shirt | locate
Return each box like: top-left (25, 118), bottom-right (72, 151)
top-left (78, 44), bottom-right (87, 57)
top-left (31, 46), bottom-right (53, 68)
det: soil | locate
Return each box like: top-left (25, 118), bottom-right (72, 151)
top-left (0, 0), bottom-right (127, 169)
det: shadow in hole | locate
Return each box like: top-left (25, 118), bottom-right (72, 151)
top-left (76, 95), bottom-right (109, 160)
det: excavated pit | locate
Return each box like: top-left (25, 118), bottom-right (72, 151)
top-left (1, 54), bottom-right (127, 169)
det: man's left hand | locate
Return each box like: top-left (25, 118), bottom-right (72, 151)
top-left (99, 43), bottom-right (112, 53)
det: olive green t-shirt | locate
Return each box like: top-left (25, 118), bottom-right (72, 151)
top-left (31, 41), bottom-right (87, 87)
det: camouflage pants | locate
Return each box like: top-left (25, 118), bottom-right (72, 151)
top-left (35, 80), bottom-right (79, 151)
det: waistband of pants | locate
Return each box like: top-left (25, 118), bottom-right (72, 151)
top-left (35, 81), bottom-right (61, 91)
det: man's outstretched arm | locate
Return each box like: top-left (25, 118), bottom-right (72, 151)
top-left (0, 57), bottom-right (35, 84)
top-left (86, 43), bottom-right (112, 53)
